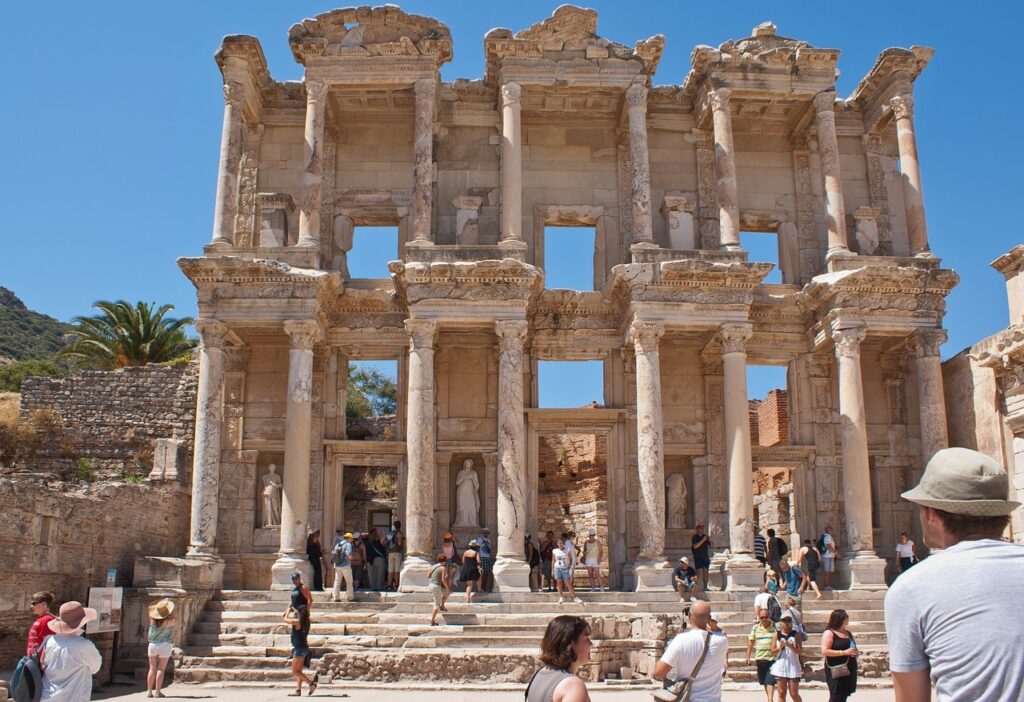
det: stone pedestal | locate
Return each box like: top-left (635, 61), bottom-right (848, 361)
top-left (134, 556), bottom-right (224, 590)
top-left (839, 551), bottom-right (888, 590)
top-left (662, 194), bottom-right (695, 250)
top-left (633, 563), bottom-right (673, 591)
top-left (724, 556), bottom-right (765, 591)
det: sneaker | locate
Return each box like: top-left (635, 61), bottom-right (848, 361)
top-left (573, 597), bottom-right (583, 604)
top-left (558, 597), bottom-right (565, 604)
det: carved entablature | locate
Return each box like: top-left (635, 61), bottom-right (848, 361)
top-left (483, 5), bottom-right (664, 87)
top-left (288, 6), bottom-right (453, 67)
top-left (388, 259), bottom-right (544, 308)
top-left (607, 259), bottom-right (774, 307)
top-left (848, 46), bottom-right (934, 130)
top-left (216, 35), bottom-right (272, 119)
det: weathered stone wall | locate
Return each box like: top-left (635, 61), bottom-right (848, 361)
top-left (537, 434), bottom-right (607, 559)
top-left (18, 364), bottom-right (197, 474)
top-left (0, 476), bottom-right (190, 669)
top-left (342, 465), bottom-right (398, 533)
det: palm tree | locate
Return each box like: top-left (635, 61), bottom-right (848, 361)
top-left (61, 300), bottom-right (194, 369)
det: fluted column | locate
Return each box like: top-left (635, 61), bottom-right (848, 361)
top-left (400, 319), bottom-right (438, 591)
top-left (297, 80), bottom-right (328, 249)
top-left (813, 91), bottom-right (850, 256)
top-left (889, 93), bottom-right (930, 255)
top-left (187, 319), bottom-right (230, 558)
top-left (500, 82), bottom-right (523, 244)
top-left (626, 82), bottom-right (654, 246)
top-left (630, 321), bottom-right (670, 589)
top-left (210, 82), bottom-right (244, 247)
top-left (271, 320), bottom-right (321, 589)
top-left (912, 329), bottom-right (949, 462)
top-left (494, 320), bottom-right (530, 590)
top-left (411, 79), bottom-right (435, 244)
top-left (709, 88), bottom-right (740, 250)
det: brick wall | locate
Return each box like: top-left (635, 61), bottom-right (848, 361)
top-left (757, 390), bottom-right (790, 446)
top-left (537, 434), bottom-right (608, 554)
top-left (0, 476), bottom-right (190, 669)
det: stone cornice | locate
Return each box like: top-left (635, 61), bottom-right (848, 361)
top-left (797, 264), bottom-right (958, 318)
top-left (992, 245), bottom-right (1024, 278)
top-left (847, 46), bottom-right (934, 109)
top-left (608, 259), bottom-right (774, 307)
top-left (388, 258), bottom-right (544, 307)
top-left (178, 257), bottom-right (342, 315)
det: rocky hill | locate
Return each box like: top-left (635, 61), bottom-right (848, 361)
top-left (0, 288), bottom-right (72, 365)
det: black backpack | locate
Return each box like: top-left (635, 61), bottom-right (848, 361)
top-left (767, 595), bottom-right (782, 623)
top-left (777, 538), bottom-right (789, 558)
top-left (816, 534), bottom-right (828, 553)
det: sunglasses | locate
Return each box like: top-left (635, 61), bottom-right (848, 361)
top-left (30, 601), bottom-right (46, 606)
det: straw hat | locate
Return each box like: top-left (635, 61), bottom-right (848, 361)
top-left (148, 598), bottom-right (175, 620)
top-left (48, 601), bottom-right (98, 634)
top-left (902, 447), bottom-right (1021, 517)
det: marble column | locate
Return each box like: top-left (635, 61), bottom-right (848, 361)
top-left (271, 320), bottom-right (322, 589)
top-left (889, 93), bottom-right (930, 256)
top-left (499, 82), bottom-right (523, 245)
top-left (411, 79), bottom-right (435, 244)
top-left (813, 91), bottom-right (850, 257)
top-left (630, 321), bottom-right (671, 590)
top-left (210, 81), bottom-right (244, 247)
top-left (297, 80), bottom-right (328, 249)
top-left (625, 82), bottom-right (654, 246)
top-left (400, 318), bottom-right (438, 591)
top-left (832, 324), bottom-right (887, 588)
top-left (187, 319), bottom-right (230, 559)
top-left (720, 323), bottom-right (761, 589)
top-left (493, 320), bottom-right (530, 590)
top-left (912, 329), bottom-right (949, 463)
top-left (709, 88), bottom-right (741, 250)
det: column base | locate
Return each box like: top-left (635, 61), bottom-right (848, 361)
top-left (270, 553), bottom-right (313, 591)
top-left (725, 554), bottom-right (766, 591)
top-left (493, 556), bottom-right (531, 591)
top-left (398, 555), bottom-right (432, 592)
top-left (838, 551), bottom-right (888, 590)
top-left (632, 559), bottom-right (673, 591)
top-left (497, 238), bottom-right (528, 260)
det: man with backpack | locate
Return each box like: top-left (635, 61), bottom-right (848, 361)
top-left (331, 531), bottom-right (354, 602)
top-left (766, 529), bottom-right (788, 576)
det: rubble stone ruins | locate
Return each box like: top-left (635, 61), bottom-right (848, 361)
top-left (170, 4), bottom-right (965, 597)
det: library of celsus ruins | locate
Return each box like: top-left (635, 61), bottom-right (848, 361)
top-left (176, 5), bottom-right (958, 594)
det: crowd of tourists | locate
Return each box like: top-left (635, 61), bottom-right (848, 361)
top-left (302, 521), bottom-right (406, 599)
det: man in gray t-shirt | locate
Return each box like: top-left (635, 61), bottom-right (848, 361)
top-left (885, 447), bottom-right (1023, 702)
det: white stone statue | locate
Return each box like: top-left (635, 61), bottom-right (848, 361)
top-left (454, 459), bottom-right (481, 527)
top-left (666, 472), bottom-right (687, 529)
top-left (262, 463), bottom-right (283, 527)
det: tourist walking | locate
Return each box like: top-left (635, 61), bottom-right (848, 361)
top-left (894, 532), bottom-right (916, 576)
top-left (38, 601), bottom-right (101, 702)
top-left (819, 526), bottom-right (838, 590)
top-left (821, 609), bottom-right (857, 702)
top-left (427, 553), bottom-right (449, 626)
top-left (541, 531), bottom-right (556, 592)
top-left (770, 614), bottom-right (803, 702)
top-left (386, 521), bottom-right (404, 591)
top-left (290, 570), bottom-right (313, 611)
top-left (526, 533), bottom-right (542, 592)
top-left (766, 528), bottom-right (788, 576)
top-left (581, 528), bottom-right (605, 591)
top-left (782, 596), bottom-right (807, 642)
top-left (885, 447), bottom-right (1024, 702)
top-left (779, 560), bottom-right (802, 600)
top-left (798, 539), bottom-right (823, 598)
top-left (673, 556), bottom-right (697, 600)
top-left (552, 536), bottom-right (583, 604)
top-left (690, 523), bottom-right (712, 592)
top-left (753, 584), bottom-right (776, 622)
top-left (367, 528), bottom-right (387, 591)
top-left (459, 539), bottom-right (481, 603)
top-left (652, 600), bottom-right (729, 702)
top-left (754, 525), bottom-right (768, 566)
top-left (146, 599), bottom-right (176, 698)
top-left (283, 604), bottom-right (318, 696)
top-left (306, 530), bottom-right (324, 591)
top-left (331, 532), bottom-right (355, 602)
top-left (524, 615), bottom-right (593, 702)
top-left (478, 527), bottom-right (494, 592)
top-left (26, 591), bottom-right (55, 656)
top-left (441, 531), bottom-right (461, 598)
top-left (745, 608), bottom-right (778, 702)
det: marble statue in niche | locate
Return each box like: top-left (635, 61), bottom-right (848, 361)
top-left (454, 458), bottom-right (481, 527)
top-left (262, 463), bottom-right (283, 527)
top-left (666, 472), bottom-right (688, 529)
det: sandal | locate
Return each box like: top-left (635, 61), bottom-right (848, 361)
top-left (308, 681), bottom-right (318, 696)
top-left (288, 691), bottom-right (302, 697)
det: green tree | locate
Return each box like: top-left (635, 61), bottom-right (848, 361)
top-left (0, 358), bottom-right (67, 392)
top-left (61, 300), bottom-right (195, 370)
top-left (346, 366), bottom-right (397, 417)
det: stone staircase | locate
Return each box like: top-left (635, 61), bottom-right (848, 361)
top-left (170, 588), bottom-right (888, 685)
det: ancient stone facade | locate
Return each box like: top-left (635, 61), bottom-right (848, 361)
top-left (176, 6), bottom-right (956, 592)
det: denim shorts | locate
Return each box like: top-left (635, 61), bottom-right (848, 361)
top-left (554, 567), bottom-right (571, 583)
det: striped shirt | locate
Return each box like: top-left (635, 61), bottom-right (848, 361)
top-left (749, 622), bottom-right (778, 660)
top-left (754, 534), bottom-right (767, 560)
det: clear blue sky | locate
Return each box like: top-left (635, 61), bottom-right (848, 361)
top-left (2, 2), bottom-right (1021, 405)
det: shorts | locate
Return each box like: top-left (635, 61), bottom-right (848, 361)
top-left (584, 558), bottom-right (599, 567)
top-left (694, 556), bottom-right (710, 571)
top-left (148, 642), bottom-right (173, 659)
top-left (480, 555), bottom-right (494, 574)
top-left (822, 558), bottom-right (835, 573)
top-left (428, 583), bottom-right (445, 607)
top-left (554, 567), bottom-right (572, 583)
top-left (292, 647), bottom-right (310, 662)
top-left (388, 553), bottom-right (403, 572)
top-left (756, 659), bottom-right (777, 686)
top-left (807, 565), bottom-right (819, 581)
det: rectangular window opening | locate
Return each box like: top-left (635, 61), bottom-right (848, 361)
top-left (348, 226), bottom-right (399, 279)
top-left (544, 226), bottom-right (596, 291)
top-left (347, 359), bottom-right (398, 419)
top-left (537, 360), bottom-right (604, 408)
top-left (741, 231), bottom-right (782, 284)
top-left (747, 364), bottom-right (790, 447)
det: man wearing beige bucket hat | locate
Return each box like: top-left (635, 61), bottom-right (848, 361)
top-left (884, 447), bottom-right (1024, 702)
top-left (38, 601), bottom-right (101, 702)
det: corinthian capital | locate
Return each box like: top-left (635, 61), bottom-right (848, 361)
top-left (495, 319), bottom-right (528, 352)
top-left (910, 328), bottom-right (947, 359)
top-left (194, 319), bottom-right (231, 349)
top-left (283, 320), bottom-right (322, 350)
top-left (889, 93), bottom-right (914, 121)
top-left (629, 321), bottom-right (665, 353)
top-left (501, 81), bottom-right (521, 108)
top-left (305, 79), bottom-right (329, 104)
top-left (223, 80), bottom-right (245, 105)
top-left (625, 81), bottom-right (648, 108)
top-left (707, 87), bottom-right (731, 113)
top-left (812, 90), bottom-right (837, 114)
top-left (719, 323), bottom-right (752, 354)
top-left (832, 326), bottom-right (866, 358)
top-left (405, 318), bottom-right (438, 349)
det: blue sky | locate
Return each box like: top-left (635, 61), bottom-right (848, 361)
top-left (2, 2), bottom-right (1021, 405)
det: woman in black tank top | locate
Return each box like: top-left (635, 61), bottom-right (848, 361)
top-left (526, 615), bottom-right (593, 702)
